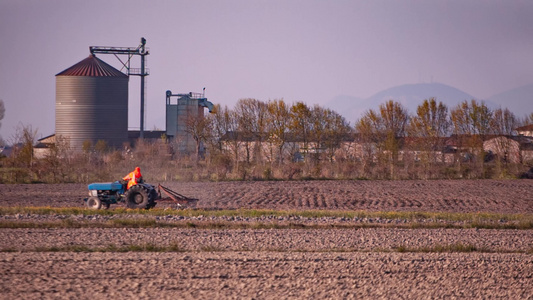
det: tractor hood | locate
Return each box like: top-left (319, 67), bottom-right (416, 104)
top-left (88, 181), bottom-right (123, 191)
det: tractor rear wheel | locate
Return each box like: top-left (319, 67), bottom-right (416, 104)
top-left (125, 185), bottom-right (150, 209)
top-left (87, 197), bottom-right (102, 210)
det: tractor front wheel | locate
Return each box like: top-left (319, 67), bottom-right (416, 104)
top-left (87, 197), bottom-right (102, 210)
top-left (125, 185), bottom-right (150, 209)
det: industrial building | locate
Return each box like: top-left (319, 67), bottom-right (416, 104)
top-left (55, 54), bottom-right (129, 150)
top-left (40, 38), bottom-right (214, 155)
top-left (165, 90), bottom-right (214, 154)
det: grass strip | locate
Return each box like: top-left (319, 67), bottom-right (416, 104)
top-left (1, 206), bottom-right (532, 224)
top-left (395, 243), bottom-right (480, 253)
top-left (31, 243), bottom-right (186, 253)
top-left (1, 218), bottom-right (532, 230)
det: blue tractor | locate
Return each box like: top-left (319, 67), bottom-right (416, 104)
top-left (85, 182), bottom-right (198, 210)
top-left (85, 181), bottom-right (158, 210)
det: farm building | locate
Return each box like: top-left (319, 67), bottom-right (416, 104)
top-left (55, 55), bottom-right (129, 150)
top-left (516, 124), bottom-right (533, 137)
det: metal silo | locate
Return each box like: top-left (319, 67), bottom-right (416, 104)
top-left (55, 54), bottom-right (129, 150)
top-left (165, 90), bottom-right (214, 154)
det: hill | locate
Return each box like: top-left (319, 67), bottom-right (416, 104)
top-left (487, 84), bottom-right (533, 118)
top-left (328, 83), bottom-right (498, 124)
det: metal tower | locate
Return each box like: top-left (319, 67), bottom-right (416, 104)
top-left (90, 37), bottom-right (150, 138)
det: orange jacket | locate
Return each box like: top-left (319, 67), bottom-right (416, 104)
top-left (123, 167), bottom-right (142, 189)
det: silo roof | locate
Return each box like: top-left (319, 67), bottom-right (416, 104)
top-left (56, 55), bottom-right (128, 77)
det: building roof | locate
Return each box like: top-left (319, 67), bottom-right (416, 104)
top-left (219, 131), bottom-right (266, 142)
top-left (34, 142), bottom-right (51, 149)
top-left (219, 131), bottom-right (356, 143)
top-left (56, 55), bottom-right (128, 77)
top-left (516, 124), bottom-right (533, 132)
top-left (401, 137), bottom-right (448, 151)
top-left (38, 134), bottom-right (56, 144)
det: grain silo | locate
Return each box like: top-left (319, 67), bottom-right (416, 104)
top-left (55, 54), bottom-right (129, 150)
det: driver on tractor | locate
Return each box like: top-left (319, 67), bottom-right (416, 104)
top-left (122, 167), bottom-right (143, 190)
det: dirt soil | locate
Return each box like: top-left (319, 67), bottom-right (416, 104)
top-left (2, 252), bottom-right (531, 299)
top-left (0, 180), bottom-right (532, 299)
top-left (1, 179), bottom-right (532, 213)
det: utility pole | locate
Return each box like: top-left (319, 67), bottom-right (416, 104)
top-left (139, 38), bottom-right (147, 138)
top-left (90, 37), bottom-right (150, 138)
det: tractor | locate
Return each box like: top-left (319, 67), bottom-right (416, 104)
top-left (85, 181), bottom-right (198, 210)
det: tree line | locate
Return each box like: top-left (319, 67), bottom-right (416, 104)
top-left (1, 98), bottom-right (532, 183)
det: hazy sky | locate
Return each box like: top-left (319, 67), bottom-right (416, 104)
top-left (1, 0), bottom-right (532, 141)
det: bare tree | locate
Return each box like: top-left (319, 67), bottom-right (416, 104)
top-left (450, 100), bottom-right (493, 176)
top-left (11, 124), bottom-right (38, 168)
top-left (309, 105), bottom-right (328, 161)
top-left (39, 135), bottom-right (72, 182)
top-left (451, 100), bottom-right (492, 137)
top-left (223, 108), bottom-right (242, 164)
top-left (234, 99), bottom-right (268, 163)
top-left (185, 113), bottom-right (212, 162)
top-left (489, 108), bottom-right (519, 164)
top-left (355, 100), bottom-right (409, 178)
top-left (491, 108), bottom-right (517, 136)
top-left (380, 100), bottom-right (409, 138)
top-left (408, 98), bottom-right (450, 165)
top-left (409, 98), bottom-right (450, 138)
top-left (289, 102), bottom-right (312, 154)
top-left (206, 104), bottom-right (230, 152)
top-left (322, 108), bottom-right (352, 162)
top-left (450, 100), bottom-right (493, 157)
top-left (266, 99), bottom-right (291, 164)
top-left (355, 109), bottom-right (385, 160)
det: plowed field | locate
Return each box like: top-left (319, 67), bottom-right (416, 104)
top-left (0, 180), bottom-right (532, 299)
top-left (1, 179), bottom-right (532, 213)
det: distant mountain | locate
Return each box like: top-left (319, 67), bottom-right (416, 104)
top-left (326, 95), bottom-right (366, 124)
top-left (365, 83), bottom-right (478, 111)
top-left (327, 83), bottom-right (494, 124)
top-left (487, 84), bottom-right (533, 118)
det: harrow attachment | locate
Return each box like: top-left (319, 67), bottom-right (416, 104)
top-left (157, 184), bottom-right (199, 208)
